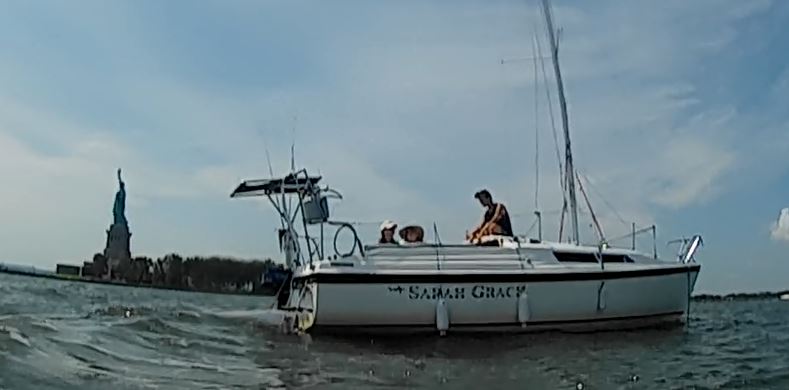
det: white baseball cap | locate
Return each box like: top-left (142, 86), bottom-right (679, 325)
top-left (380, 220), bottom-right (397, 231)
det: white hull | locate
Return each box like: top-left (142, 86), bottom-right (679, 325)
top-left (282, 244), bottom-right (701, 335)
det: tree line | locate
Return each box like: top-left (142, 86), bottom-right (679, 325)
top-left (86, 253), bottom-right (285, 294)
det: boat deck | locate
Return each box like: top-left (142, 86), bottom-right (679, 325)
top-left (292, 240), bottom-right (698, 282)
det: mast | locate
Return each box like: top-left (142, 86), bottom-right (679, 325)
top-left (541, 0), bottom-right (579, 245)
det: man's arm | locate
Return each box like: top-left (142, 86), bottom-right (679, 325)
top-left (467, 214), bottom-right (488, 239)
top-left (489, 204), bottom-right (506, 224)
top-left (474, 205), bottom-right (506, 236)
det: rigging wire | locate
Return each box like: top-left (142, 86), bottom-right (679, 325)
top-left (257, 129), bottom-right (284, 232)
top-left (580, 173), bottom-right (630, 228)
top-left (512, 207), bottom-right (590, 218)
top-left (523, 218), bottom-right (539, 237)
top-left (288, 116), bottom-right (297, 215)
top-left (606, 225), bottom-right (656, 243)
top-left (512, 208), bottom-right (564, 218)
top-left (576, 172), bottom-right (605, 243)
top-left (534, 27), bottom-right (565, 192)
top-left (533, 17), bottom-right (568, 241)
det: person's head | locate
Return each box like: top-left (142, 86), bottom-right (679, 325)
top-left (474, 189), bottom-right (493, 207)
top-left (399, 225), bottom-right (424, 243)
top-left (379, 220), bottom-right (397, 242)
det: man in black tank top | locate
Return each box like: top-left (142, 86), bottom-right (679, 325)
top-left (467, 189), bottom-right (514, 242)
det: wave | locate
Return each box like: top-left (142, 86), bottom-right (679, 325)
top-left (0, 325), bottom-right (32, 348)
top-left (4, 272), bottom-right (789, 389)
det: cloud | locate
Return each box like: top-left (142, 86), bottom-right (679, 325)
top-left (0, 0), bottom-right (787, 272)
top-left (0, 97), bottom-right (246, 264)
top-left (770, 208), bottom-right (789, 242)
top-left (649, 137), bottom-right (736, 209)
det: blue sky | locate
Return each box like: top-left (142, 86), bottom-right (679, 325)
top-left (0, 0), bottom-right (787, 294)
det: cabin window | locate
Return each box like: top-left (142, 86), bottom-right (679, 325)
top-left (552, 251), bottom-right (634, 263)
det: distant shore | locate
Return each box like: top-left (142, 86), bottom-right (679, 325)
top-left (692, 291), bottom-right (789, 302)
top-left (2, 254), bottom-right (286, 296)
top-left (0, 267), bottom-right (278, 296)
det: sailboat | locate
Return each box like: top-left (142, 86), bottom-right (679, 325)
top-left (230, 0), bottom-right (703, 335)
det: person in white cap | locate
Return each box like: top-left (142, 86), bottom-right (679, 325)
top-left (378, 220), bottom-right (398, 245)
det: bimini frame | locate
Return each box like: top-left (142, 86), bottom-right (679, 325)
top-left (230, 169), bottom-right (357, 268)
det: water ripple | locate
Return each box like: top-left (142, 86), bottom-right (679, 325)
top-left (2, 272), bottom-right (789, 389)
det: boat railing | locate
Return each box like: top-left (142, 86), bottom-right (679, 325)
top-left (668, 235), bottom-right (703, 264)
top-left (604, 224), bottom-right (659, 259)
top-left (327, 221), bottom-right (366, 259)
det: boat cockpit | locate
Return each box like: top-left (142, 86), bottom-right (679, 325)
top-left (231, 170), bottom-right (701, 270)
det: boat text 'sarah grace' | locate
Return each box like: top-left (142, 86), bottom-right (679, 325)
top-left (230, 170), bottom-right (702, 336)
top-left (229, 0), bottom-right (703, 336)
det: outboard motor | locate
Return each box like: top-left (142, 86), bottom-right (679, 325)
top-left (276, 228), bottom-right (300, 309)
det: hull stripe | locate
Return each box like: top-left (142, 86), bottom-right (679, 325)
top-left (296, 264), bottom-right (700, 284)
top-left (312, 310), bottom-right (685, 329)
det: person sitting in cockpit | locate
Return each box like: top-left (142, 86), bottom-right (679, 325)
top-left (399, 225), bottom-right (425, 244)
top-left (466, 189), bottom-right (513, 244)
top-left (378, 220), bottom-right (399, 245)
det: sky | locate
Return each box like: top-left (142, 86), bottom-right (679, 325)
top-left (0, 0), bottom-right (787, 294)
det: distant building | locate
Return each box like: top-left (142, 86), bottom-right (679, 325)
top-left (56, 264), bottom-right (81, 276)
top-left (81, 261), bottom-right (94, 277)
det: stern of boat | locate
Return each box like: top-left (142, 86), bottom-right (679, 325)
top-left (279, 270), bottom-right (319, 333)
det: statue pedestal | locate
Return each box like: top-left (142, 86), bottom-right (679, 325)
top-left (104, 223), bottom-right (131, 279)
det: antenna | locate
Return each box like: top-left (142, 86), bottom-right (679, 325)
top-left (265, 147), bottom-right (275, 178)
top-left (290, 143), bottom-right (295, 173)
top-left (290, 116), bottom-right (297, 172)
top-left (533, 23), bottom-right (567, 240)
top-left (500, 36), bottom-right (550, 238)
top-left (257, 129), bottom-right (276, 177)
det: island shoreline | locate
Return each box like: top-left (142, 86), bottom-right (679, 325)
top-left (0, 268), bottom-right (279, 297)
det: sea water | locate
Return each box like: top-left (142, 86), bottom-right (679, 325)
top-left (2, 272), bottom-right (789, 389)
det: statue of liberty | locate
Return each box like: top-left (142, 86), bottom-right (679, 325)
top-left (112, 168), bottom-right (127, 226)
